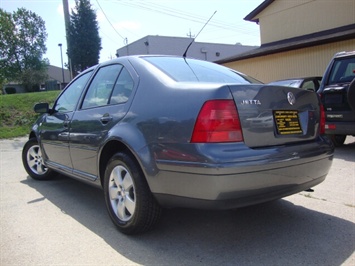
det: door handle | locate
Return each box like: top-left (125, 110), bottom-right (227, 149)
top-left (100, 114), bottom-right (113, 125)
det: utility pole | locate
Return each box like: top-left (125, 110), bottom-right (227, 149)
top-left (58, 43), bottom-right (65, 89)
top-left (62, 0), bottom-right (73, 80)
top-left (186, 29), bottom-right (195, 39)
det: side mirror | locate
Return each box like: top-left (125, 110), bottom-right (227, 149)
top-left (34, 103), bottom-right (50, 114)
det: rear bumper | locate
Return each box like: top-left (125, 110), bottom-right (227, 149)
top-left (154, 175), bottom-right (326, 210)
top-left (149, 139), bottom-right (334, 210)
top-left (325, 121), bottom-right (355, 135)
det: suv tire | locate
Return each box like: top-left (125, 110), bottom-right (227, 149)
top-left (329, 134), bottom-right (346, 147)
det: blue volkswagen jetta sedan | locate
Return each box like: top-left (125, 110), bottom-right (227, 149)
top-left (22, 55), bottom-right (334, 234)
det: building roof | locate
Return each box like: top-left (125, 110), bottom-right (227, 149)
top-left (116, 35), bottom-right (258, 62)
top-left (244, 0), bottom-right (274, 23)
top-left (216, 24), bottom-right (355, 64)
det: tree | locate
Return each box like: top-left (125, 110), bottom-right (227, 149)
top-left (68, 0), bottom-right (102, 76)
top-left (0, 9), bottom-right (16, 89)
top-left (0, 8), bottom-right (48, 92)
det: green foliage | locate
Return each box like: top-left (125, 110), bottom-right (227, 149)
top-left (19, 66), bottom-right (49, 92)
top-left (0, 91), bottom-right (60, 139)
top-left (0, 9), bottom-right (16, 85)
top-left (68, 0), bottom-right (102, 76)
top-left (0, 8), bottom-right (48, 91)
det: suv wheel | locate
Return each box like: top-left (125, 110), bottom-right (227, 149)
top-left (104, 152), bottom-right (162, 234)
top-left (329, 134), bottom-right (346, 147)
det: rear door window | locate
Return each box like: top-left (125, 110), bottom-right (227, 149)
top-left (82, 64), bottom-right (123, 109)
top-left (109, 67), bottom-right (134, 105)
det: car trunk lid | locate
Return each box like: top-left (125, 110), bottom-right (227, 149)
top-left (228, 84), bottom-right (321, 148)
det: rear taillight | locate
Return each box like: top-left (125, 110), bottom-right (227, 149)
top-left (320, 104), bottom-right (326, 134)
top-left (191, 100), bottom-right (243, 143)
top-left (326, 124), bottom-right (336, 130)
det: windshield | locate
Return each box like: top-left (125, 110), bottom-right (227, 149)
top-left (143, 56), bottom-right (262, 84)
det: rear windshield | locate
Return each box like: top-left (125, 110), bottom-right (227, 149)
top-left (329, 56), bottom-right (355, 84)
top-left (143, 56), bottom-right (261, 84)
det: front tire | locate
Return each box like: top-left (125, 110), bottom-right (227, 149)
top-left (104, 152), bottom-right (162, 235)
top-left (22, 138), bottom-right (56, 180)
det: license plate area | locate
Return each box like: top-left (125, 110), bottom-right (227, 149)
top-left (273, 110), bottom-right (302, 135)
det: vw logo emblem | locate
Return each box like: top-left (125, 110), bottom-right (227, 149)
top-left (287, 92), bottom-right (296, 105)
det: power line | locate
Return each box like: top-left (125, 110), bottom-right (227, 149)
top-left (95, 0), bottom-right (126, 41)
top-left (115, 0), bottom-right (259, 37)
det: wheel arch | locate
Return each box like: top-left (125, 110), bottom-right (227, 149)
top-left (98, 140), bottom-right (146, 188)
top-left (28, 131), bottom-right (37, 140)
top-left (99, 140), bottom-right (129, 187)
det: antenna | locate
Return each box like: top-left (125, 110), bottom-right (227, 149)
top-left (183, 10), bottom-right (217, 58)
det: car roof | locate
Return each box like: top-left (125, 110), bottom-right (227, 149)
top-left (334, 51), bottom-right (355, 58)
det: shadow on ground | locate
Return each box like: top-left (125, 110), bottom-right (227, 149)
top-left (22, 171), bottom-right (355, 265)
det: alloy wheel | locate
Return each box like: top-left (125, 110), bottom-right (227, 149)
top-left (27, 144), bottom-right (48, 175)
top-left (108, 165), bottom-right (136, 222)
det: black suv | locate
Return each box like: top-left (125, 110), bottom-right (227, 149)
top-left (318, 51), bottom-right (355, 146)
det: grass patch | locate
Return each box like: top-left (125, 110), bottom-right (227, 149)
top-left (0, 91), bottom-right (60, 139)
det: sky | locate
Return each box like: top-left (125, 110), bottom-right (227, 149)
top-left (0, 0), bottom-right (264, 68)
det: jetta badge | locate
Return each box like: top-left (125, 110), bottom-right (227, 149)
top-left (287, 92), bottom-right (296, 105)
top-left (241, 99), bottom-right (261, 105)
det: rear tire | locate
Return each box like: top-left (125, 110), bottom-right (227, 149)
top-left (22, 138), bottom-right (57, 180)
top-left (104, 152), bottom-right (162, 235)
top-left (329, 134), bottom-right (346, 147)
